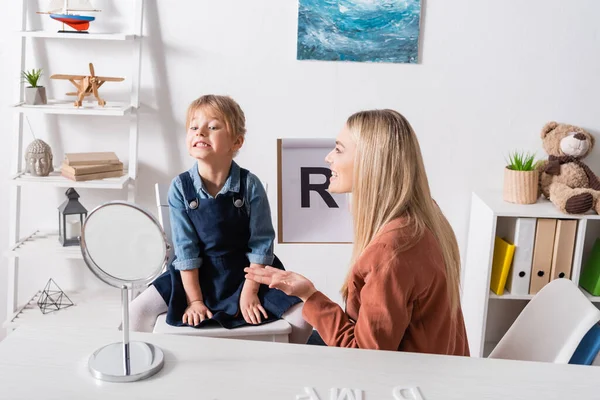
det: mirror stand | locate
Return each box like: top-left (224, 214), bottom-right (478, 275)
top-left (88, 285), bottom-right (165, 382)
top-left (80, 201), bottom-right (169, 383)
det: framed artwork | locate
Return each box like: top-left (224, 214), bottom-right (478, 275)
top-left (297, 0), bottom-right (422, 64)
top-left (277, 139), bottom-right (352, 244)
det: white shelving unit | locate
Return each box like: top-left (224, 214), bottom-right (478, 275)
top-left (10, 169), bottom-right (130, 189)
top-left (6, 231), bottom-right (85, 260)
top-left (4, 287), bottom-right (122, 330)
top-left (17, 30), bottom-right (135, 41)
top-left (14, 100), bottom-right (134, 116)
top-left (462, 189), bottom-right (600, 358)
top-left (4, 0), bottom-right (144, 332)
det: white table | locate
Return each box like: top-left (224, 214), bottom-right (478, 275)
top-left (0, 326), bottom-right (598, 400)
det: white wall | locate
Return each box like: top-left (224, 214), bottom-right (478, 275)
top-left (1, 0), bottom-right (599, 340)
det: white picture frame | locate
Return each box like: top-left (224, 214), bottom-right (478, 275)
top-left (277, 138), bottom-right (352, 244)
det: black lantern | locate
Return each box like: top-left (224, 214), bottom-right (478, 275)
top-left (58, 188), bottom-right (87, 247)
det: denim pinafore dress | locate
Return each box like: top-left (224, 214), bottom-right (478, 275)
top-left (152, 168), bottom-right (300, 328)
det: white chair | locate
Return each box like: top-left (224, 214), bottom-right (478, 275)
top-left (489, 278), bottom-right (600, 363)
top-left (152, 182), bottom-right (291, 343)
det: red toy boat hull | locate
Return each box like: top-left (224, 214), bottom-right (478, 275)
top-left (50, 14), bottom-right (95, 32)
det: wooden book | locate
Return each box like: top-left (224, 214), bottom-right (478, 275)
top-left (61, 169), bottom-right (124, 182)
top-left (61, 161), bottom-right (123, 176)
top-left (64, 152), bottom-right (120, 166)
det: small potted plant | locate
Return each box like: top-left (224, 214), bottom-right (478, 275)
top-left (503, 151), bottom-right (540, 204)
top-left (21, 68), bottom-right (47, 105)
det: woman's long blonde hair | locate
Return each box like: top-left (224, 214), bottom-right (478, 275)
top-left (341, 110), bottom-right (462, 316)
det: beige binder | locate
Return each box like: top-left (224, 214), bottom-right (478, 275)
top-left (550, 219), bottom-right (577, 280)
top-left (529, 218), bottom-right (557, 294)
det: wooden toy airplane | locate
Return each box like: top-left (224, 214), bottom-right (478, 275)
top-left (50, 63), bottom-right (124, 107)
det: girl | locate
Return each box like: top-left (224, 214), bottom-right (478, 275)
top-left (246, 109), bottom-right (470, 354)
top-left (130, 95), bottom-right (312, 344)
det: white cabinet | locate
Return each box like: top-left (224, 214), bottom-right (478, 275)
top-left (462, 189), bottom-right (600, 357)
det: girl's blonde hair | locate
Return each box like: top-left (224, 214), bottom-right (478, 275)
top-left (341, 109), bottom-right (462, 316)
top-left (186, 95), bottom-right (246, 138)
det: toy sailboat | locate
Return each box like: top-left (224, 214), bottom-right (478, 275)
top-left (40, 0), bottom-right (100, 33)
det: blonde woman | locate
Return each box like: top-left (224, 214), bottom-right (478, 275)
top-left (245, 109), bottom-right (470, 354)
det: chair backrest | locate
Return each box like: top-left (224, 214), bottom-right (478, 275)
top-left (155, 183), bottom-right (174, 267)
top-left (569, 323), bottom-right (600, 365)
top-left (489, 278), bottom-right (600, 363)
top-left (155, 183), bottom-right (172, 239)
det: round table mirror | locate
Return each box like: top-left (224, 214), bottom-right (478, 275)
top-left (80, 201), bottom-right (169, 382)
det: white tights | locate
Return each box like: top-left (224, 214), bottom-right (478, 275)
top-left (128, 285), bottom-right (313, 345)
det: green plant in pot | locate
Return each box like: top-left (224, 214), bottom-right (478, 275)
top-left (503, 151), bottom-right (540, 204)
top-left (22, 68), bottom-right (47, 105)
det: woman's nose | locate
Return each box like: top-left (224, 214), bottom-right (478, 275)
top-left (325, 150), bottom-right (333, 164)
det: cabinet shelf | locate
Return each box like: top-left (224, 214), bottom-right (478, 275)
top-left (10, 169), bottom-right (130, 189)
top-left (463, 189), bottom-right (600, 358)
top-left (489, 288), bottom-right (600, 303)
top-left (473, 189), bottom-right (600, 220)
top-left (13, 100), bottom-right (133, 116)
top-left (17, 30), bottom-right (136, 41)
top-left (5, 231), bottom-right (83, 259)
top-left (581, 290), bottom-right (600, 303)
top-left (488, 291), bottom-right (533, 301)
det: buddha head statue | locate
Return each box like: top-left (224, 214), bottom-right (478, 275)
top-left (25, 139), bottom-right (54, 177)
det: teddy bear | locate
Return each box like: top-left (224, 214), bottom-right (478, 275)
top-left (539, 121), bottom-right (600, 214)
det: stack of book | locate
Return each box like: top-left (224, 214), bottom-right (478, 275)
top-left (61, 152), bottom-right (124, 182)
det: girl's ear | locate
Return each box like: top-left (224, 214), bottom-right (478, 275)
top-left (232, 134), bottom-right (244, 151)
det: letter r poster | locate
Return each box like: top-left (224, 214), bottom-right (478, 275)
top-left (277, 139), bottom-right (352, 243)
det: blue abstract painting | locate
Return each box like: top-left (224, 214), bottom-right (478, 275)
top-left (297, 0), bottom-right (421, 64)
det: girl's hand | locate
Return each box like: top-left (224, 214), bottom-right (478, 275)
top-left (244, 266), bottom-right (317, 302)
top-left (183, 300), bottom-right (213, 326)
top-left (240, 283), bottom-right (268, 324)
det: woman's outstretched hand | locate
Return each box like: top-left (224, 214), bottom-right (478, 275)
top-left (244, 266), bottom-right (317, 302)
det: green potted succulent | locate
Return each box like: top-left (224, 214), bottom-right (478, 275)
top-left (21, 68), bottom-right (47, 105)
top-left (503, 151), bottom-right (540, 204)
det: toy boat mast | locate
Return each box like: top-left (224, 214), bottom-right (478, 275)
top-left (46, 0), bottom-right (100, 14)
